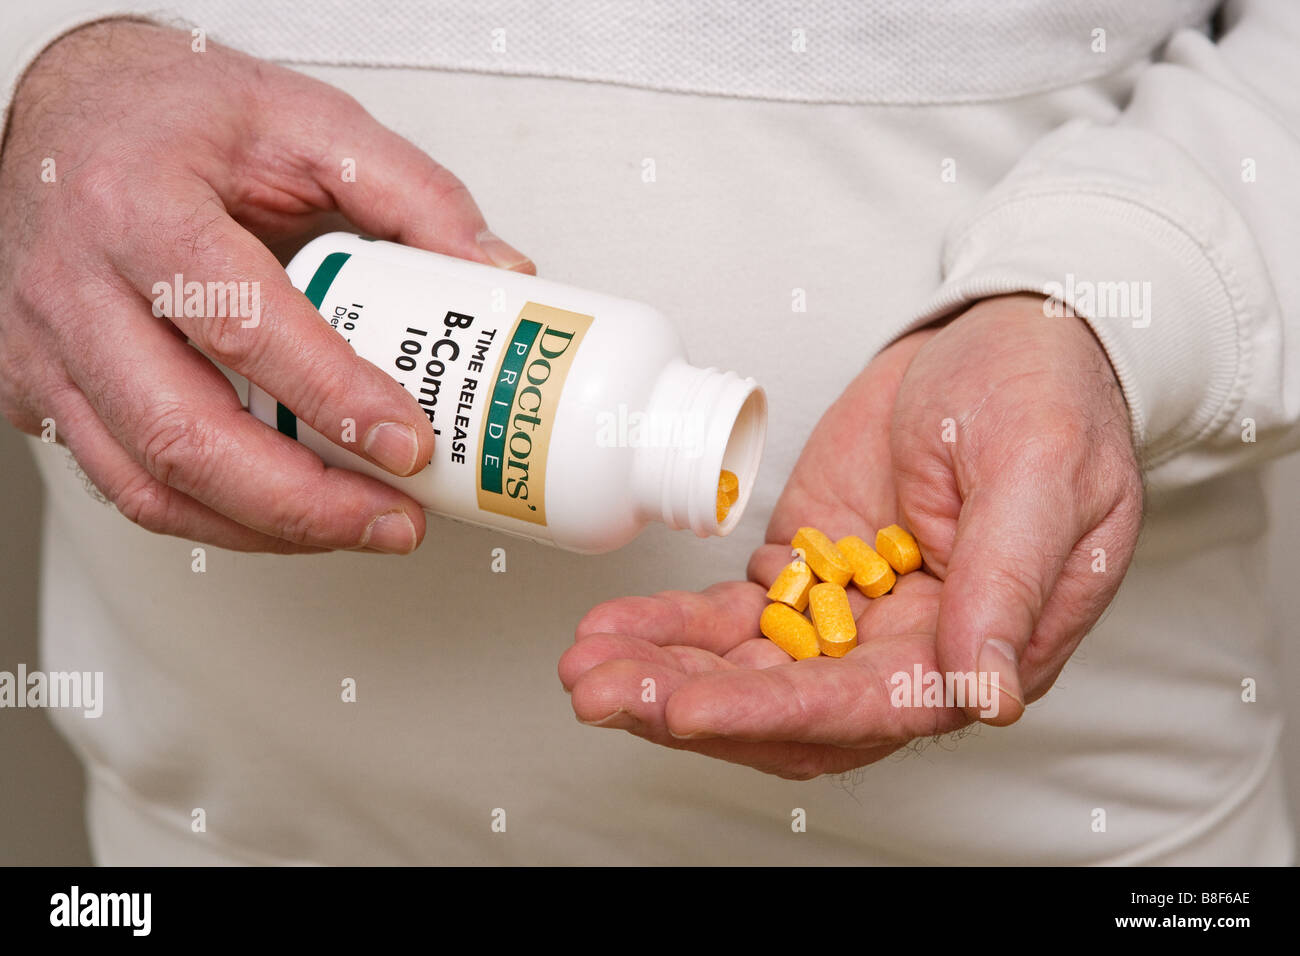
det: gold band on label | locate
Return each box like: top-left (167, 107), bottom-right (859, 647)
top-left (476, 302), bottom-right (594, 526)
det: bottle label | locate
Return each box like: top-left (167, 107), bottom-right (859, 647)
top-left (278, 249), bottom-right (592, 531)
top-left (477, 303), bottom-right (593, 525)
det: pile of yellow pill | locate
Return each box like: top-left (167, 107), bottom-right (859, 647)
top-left (715, 469), bottom-right (739, 523)
top-left (759, 523), bottom-right (922, 660)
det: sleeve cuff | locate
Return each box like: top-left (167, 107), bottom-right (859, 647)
top-left (901, 188), bottom-right (1254, 470)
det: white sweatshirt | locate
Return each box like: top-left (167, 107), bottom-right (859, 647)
top-left (3, 1), bottom-right (1297, 864)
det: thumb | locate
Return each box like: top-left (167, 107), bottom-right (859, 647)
top-left (309, 94), bottom-right (534, 272)
top-left (934, 459), bottom-right (1079, 726)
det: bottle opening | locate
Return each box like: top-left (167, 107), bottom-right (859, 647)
top-left (634, 360), bottom-right (768, 537)
top-left (634, 361), bottom-right (764, 538)
top-left (714, 388), bottom-right (767, 535)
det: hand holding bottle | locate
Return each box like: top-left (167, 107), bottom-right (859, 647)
top-left (0, 20), bottom-right (532, 553)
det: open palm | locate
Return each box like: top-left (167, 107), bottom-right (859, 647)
top-left (558, 329), bottom-right (968, 779)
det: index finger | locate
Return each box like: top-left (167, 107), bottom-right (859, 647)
top-left (576, 580), bottom-right (770, 658)
top-left (109, 194), bottom-right (435, 477)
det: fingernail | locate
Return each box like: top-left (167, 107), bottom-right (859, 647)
top-left (361, 510), bottom-right (417, 554)
top-left (579, 709), bottom-right (639, 730)
top-left (364, 421), bottom-right (420, 476)
top-left (477, 229), bottom-right (534, 272)
top-left (668, 728), bottom-right (716, 740)
top-left (977, 638), bottom-right (1025, 721)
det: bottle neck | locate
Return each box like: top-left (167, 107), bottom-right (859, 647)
top-left (632, 358), bottom-right (767, 537)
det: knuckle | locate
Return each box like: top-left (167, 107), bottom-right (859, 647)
top-left (68, 158), bottom-right (131, 221)
top-left (329, 88), bottom-right (368, 121)
top-left (426, 169), bottom-right (473, 210)
top-left (1075, 424), bottom-right (1144, 526)
top-left (139, 407), bottom-right (206, 487)
top-left (113, 471), bottom-right (175, 534)
top-left (1120, 470), bottom-right (1145, 516)
top-left (1023, 421), bottom-right (1089, 468)
top-left (997, 421), bottom-right (1098, 506)
top-left (167, 197), bottom-right (232, 263)
top-left (269, 495), bottom-right (334, 546)
top-left (777, 755), bottom-right (826, 782)
top-left (969, 413), bottom-right (1084, 487)
top-left (1104, 451), bottom-right (1144, 511)
top-left (983, 559), bottom-right (1047, 615)
top-left (200, 308), bottom-right (262, 369)
top-left (9, 250), bottom-right (62, 317)
top-left (264, 536), bottom-right (319, 556)
top-left (1105, 442), bottom-right (1144, 499)
top-left (1104, 476), bottom-right (1145, 552)
top-left (406, 154), bottom-right (473, 211)
top-left (292, 353), bottom-right (358, 430)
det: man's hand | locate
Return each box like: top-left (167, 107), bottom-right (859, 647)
top-left (560, 294), bottom-right (1143, 779)
top-left (0, 20), bottom-right (533, 553)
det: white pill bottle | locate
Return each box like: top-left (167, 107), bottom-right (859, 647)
top-left (247, 233), bottom-right (767, 554)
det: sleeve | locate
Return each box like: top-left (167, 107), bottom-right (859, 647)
top-left (899, 0), bottom-right (1300, 490)
top-left (2, 4), bottom-right (166, 144)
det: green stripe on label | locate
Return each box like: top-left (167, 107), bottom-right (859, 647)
top-left (277, 251), bottom-right (352, 439)
top-left (480, 319), bottom-right (541, 494)
top-left (276, 401), bottom-right (298, 440)
top-left (304, 252), bottom-right (350, 308)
